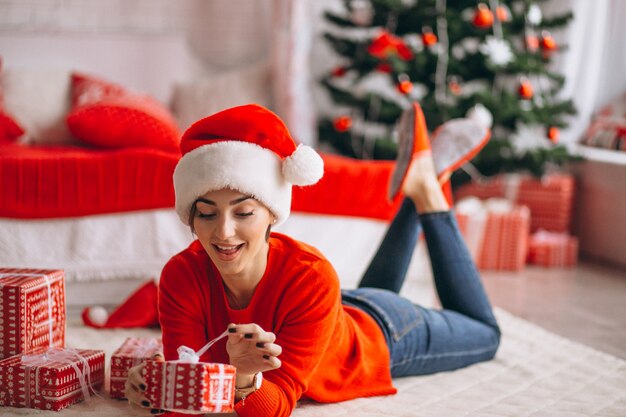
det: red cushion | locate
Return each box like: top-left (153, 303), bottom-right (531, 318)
top-left (0, 111), bottom-right (24, 143)
top-left (0, 57), bottom-right (25, 143)
top-left (66, 73), bottom-right (180, 151)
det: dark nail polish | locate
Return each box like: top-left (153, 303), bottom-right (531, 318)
top-left (141, 400), bottom-right (151, 407)
top-left (150, 409), bottom-right (164, 415)
top-left (244, 333), bottom-right (253, 339)
top-left (263, 354), bottom-right (270, 360)
top-left (139, 383), bottom-right (146, 391)
top-left (228, 327), bottom-right (237, 333)
top-left (256, 342), bottom-right (265, 348)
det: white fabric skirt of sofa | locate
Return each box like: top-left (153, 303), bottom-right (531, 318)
top-left (1, 209), bottom-right (434, 307)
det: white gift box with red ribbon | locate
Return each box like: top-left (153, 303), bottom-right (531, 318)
top-left (456, 197), bottom-right (531, 271)
top-left (528, 230), bottom-right (579, 267)
top-left (0, 268), bottom-right (66, 360)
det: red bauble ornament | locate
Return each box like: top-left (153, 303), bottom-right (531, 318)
top-left (518, 79), bottom-right (534, 100)
top-left (449, 80), bottom-right (462, 96)
top-left (473, 3), bottom-right (494, 29)
top-left (421, 28), bottom-right (438, 46)
top-left (331, 66), bottom-right (347, 77)
top-left (375, 63), bottom-right (393, 73)
top-left (333, 116), bottom-right (352, 132)
top-left (547, 126), bottom-right (560, 143)
top-left (397, 80), bottom-right (414, 95)
top-left (368, 31), bottom-right (414, 61)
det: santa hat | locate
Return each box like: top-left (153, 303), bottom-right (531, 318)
top-left (174, 104), bottom-right (324, 226)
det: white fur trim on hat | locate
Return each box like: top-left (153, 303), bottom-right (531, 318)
top-left (174, 141), bottom-right (292, 226)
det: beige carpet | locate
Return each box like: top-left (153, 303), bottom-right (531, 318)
top-left (2, 308), bottom-right (625, 416)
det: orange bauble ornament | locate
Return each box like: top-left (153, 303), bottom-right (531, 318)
top-left (496, 5), bottom-right (510, 21)
top-left (397, 80), bottom-right (414, 95)
top-left (547, 126), bottom-right (560, 143)
top-left (333, 116), bottom-right (353, 132)
top-left (525, 34), bottom-right (540, 52)
top-left (540, 31), bottom-right (558, 51)
top-left (518, 79), bottom-right (534, 100)
top-left (473, 3), bottom-right (494, 29)
top-left (421, 28), bottom-right (438, 46)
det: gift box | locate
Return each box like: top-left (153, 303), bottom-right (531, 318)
top-left (110, 337), bottom-right (163, 399)
top-left (454, 173), bottom-right (575, 233)
top-left (0, 268), bottom-right (66, 360)
top-left (528, 230), bottom-right (579, 267)
top-left (0, 347), bottom-right (105, 411)
top-left (456, 198), bottom-right (531, 271)
top-left (144, 360), bottom-right (236, 413)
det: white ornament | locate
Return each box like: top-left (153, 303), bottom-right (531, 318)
top-left (452, 44), bottom-right (466, 60)
top-left (479, 36), bottom-right (514, 67)
top-left (466, 104), bottom-right (493, 128)
top-left (510, 122), bottom-right (550, 154)
top-left (527, 4), bottom-right (542, 25)
top-left (350, 0), bottom-right (374, 26)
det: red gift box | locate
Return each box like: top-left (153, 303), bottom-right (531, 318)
top-left (0, 348), bottom-right (105, 411)
top-left (454, 173), bottom-right (575, 233)
top-left (110, 337), bottom-right (163, 399)
top-left (528, 230), bottom-right (579, 267)
top-left (456, 198), bottom-right (531, 271)
top-left (144, 360), bottom-right (236, 413)
top-left (0, 268), bottom-right (66, 360)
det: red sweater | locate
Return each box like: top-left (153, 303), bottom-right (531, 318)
top-left (158, 232), bottom-right (396, 417)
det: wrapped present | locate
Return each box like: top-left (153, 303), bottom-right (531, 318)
top-left (0, 268), bottom-right (66, 360)
top-left (110, 337), bottom-right (163, 399)
top-left (528, 230), bottom-right (579, 267)
top-left (456, 198), bottom-right (531, 271)
top-left (144, 360), bottom-right (236, 413)
top-left (0, 347), bottom-right (105, 411)
top-left (454, 173), bottom-right (575, 233)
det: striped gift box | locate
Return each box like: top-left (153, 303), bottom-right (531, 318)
top-left (109, 337), bottom-right (163, 399)
top-left (0, 268), bottom-right (66, 360)
top-left (528, 230), bottom-right (579, 267)
top-left (454, 173), bottom-right (575, 233)
top-left (456, 198), bottom-right (531, 271)
top-left (144, 360), bottom-right (236, 414)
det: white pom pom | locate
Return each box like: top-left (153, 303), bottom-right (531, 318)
top-left (87, 306), bottom-right (109, 326)
top-left (282, 145), bottom-right (324, 186)
top-left (466, 104), bottom-right (493, 129)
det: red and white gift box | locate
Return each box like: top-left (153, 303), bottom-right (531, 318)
top-left (110, 337), bottom-right (163, 399)
top-left (454, 173), bottom-right (575, 233)
top-left (456, 198), bottom-right (531, 271)
top-left (144, 360), bottom-right (236, 413)
top-left (528, 230), bottom-right (579, 267)
top-left (0, 268), bottom-right (66, 360)
top-left (0, 348), bottom-right (105, 411)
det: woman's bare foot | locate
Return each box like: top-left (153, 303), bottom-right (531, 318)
top-left (402, 153), bottom-right (450, 214)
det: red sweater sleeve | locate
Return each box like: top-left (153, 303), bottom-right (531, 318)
top-left (158, 255), bottom-right (210, 361)
top-left (235, 255), bottom-right (342, 417)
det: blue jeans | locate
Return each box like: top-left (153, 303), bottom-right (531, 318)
top-left (341, 199), bottom-right (500, 377)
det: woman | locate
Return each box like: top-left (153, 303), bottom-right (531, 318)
top-left (125, 103), bottom-right (500, 416)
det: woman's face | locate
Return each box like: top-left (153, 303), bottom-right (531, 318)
top-left (192, 189), bottom-right (275, 282)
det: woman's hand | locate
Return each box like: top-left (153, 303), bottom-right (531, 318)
top-left (124, 352), bottom-right (166, 415)
top-left (226, 323), bottom-right (282, 385)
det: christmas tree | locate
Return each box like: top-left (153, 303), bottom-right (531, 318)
top-left (317, 0), bottom-right (577, 183)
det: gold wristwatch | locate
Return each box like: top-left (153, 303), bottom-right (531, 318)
top-left (235, 372), bottom-right (262, 404)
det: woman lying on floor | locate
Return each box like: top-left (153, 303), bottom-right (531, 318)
top-left (125, 103), bottom-right (500, 416)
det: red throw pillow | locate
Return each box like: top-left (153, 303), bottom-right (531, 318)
top-left (0, 57), bottom-right (26, 143)
top-left (66, 73), bottom-right (180, 151)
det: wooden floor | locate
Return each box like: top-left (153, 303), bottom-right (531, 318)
top-left (481, 259), bottom-right (626, 359)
